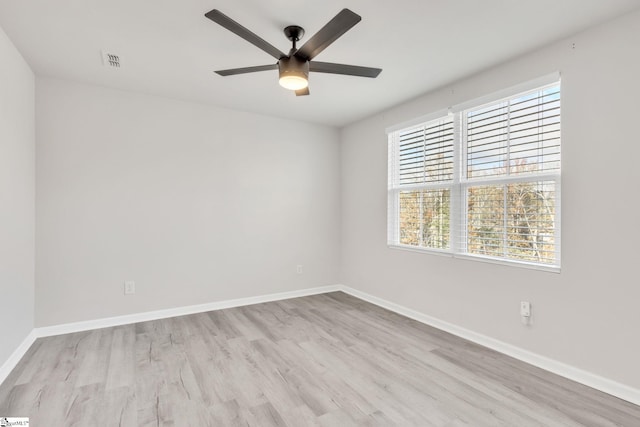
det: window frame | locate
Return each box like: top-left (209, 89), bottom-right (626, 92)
top-left (387, 75), bottom-right (561, 272)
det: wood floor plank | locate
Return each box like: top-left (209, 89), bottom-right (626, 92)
top-left (105, 326), bottom-right (136, 391)
top-left (1, 291), bottom-right (639, 426)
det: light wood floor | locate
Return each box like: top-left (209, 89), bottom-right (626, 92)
top-left (1, 292), bottom-right (638, 426)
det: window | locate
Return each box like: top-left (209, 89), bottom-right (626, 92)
top-left (388, 78), bottom-right (561, 270)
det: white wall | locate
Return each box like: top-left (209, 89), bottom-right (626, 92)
top-left (0, 26), bottom-right (35, 365)
top-left (36, 78), bottom-right (340, 327)
top-left (340, 9), bottom-right (640, 390)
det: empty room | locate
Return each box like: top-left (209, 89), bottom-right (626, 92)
top-left (1, 1), bottom-right (639, 425)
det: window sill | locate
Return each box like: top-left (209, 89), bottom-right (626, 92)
top-left (453, 253), bottom-right (561, 274)
top-left (388, 244), bottom-right (453, 258)
top-left (387, 244), bottom-right (561, 273)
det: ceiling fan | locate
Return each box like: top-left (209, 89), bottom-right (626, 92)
top-left (204, 8), bottom-right (382, 96)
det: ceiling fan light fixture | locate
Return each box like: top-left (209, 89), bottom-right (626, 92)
top-left (279, 74), bottom-right (308, 90)
top-left (278, 57), bottom-right (309, 90)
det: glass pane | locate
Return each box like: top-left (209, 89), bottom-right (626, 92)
top-left (467, 181), bottom-right (556, 264)
top-left (467, 185), bottom-right (505, 257)
top-left (506, 181), bottom-right (556, 264)
top-left (399, 189), bottom-right (450, 249)
top-left (399, 191), bottom-right (421, 246)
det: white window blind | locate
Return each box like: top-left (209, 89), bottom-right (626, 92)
top-left (388, 79), bottom-right (561, 270)
top-left (388, 117), bottom-right (454, 250)
top-left (465, 85), bottom-right (561, 179)
top-left (397, 119), bottom-right (454, 185)
top-left (462, 84), bottom-right (560, 265)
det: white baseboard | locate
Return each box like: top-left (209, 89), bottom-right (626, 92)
top-left (1, 285), bottom-right (340, 386)
top-left (3, 283), bottom-right (639, 407)
top-left (338, 285), bottom-right (640, 407)
top-left (0, 330), bottom-right (38, 386)
top-left (35, 285), bottom-right (342, 338)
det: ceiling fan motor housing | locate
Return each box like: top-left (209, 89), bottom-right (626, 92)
top-left (278, 56), bottom-right (309, 90)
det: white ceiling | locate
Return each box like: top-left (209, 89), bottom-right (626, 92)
top-left (1, 1), bottom-right (639, 127)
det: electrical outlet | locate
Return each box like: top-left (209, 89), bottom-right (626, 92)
top-left (296, 265), bottom-right (303, 274)
top-left (520, 301), bottom-right (531, 317)
top-left (124, 280), bottom-right (136, 295)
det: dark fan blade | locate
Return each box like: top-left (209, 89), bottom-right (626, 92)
top-left (215, 64), bottom-right (278, 76)
top-left (309, 61), bottom-right (382, 78)
top-left (295, 87), bottom-right (310, 96)
top-left (294, 9), bottom-right (361, 61)
top-left (205, 9), bottom-right (286, 60)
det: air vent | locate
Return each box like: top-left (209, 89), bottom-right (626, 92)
top-left (102, 50), bottom-right (122, 68)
